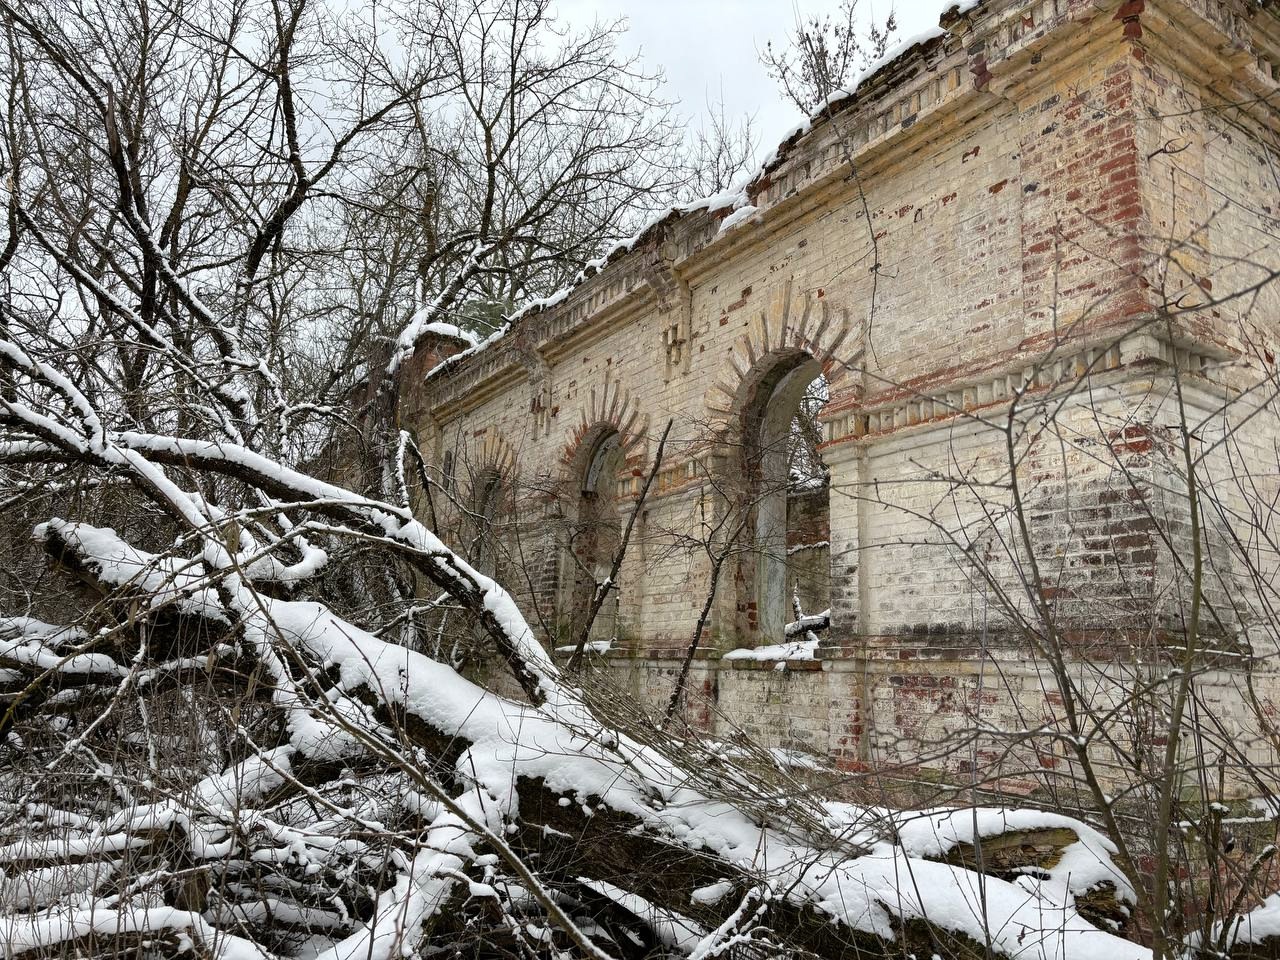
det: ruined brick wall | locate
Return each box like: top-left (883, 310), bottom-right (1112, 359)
top-left (407, 0), bottom-right (1280, 789)
top-left (1133, 18), bottom-right (1280, 621)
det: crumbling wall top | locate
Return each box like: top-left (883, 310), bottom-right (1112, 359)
top-left (418, 0), bottom-right (1279, 416)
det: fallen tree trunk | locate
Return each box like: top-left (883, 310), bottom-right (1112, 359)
top-left (18, 519), bottom-right (1146, 960)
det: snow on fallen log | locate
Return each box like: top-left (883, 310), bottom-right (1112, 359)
top-left (0, 615), bottom-right (248, 706)
top-left (308, 801), bottom-right (481, 960)
top-left (1194, 887), bottom-right (1280, 959)
top-left (826, 803), bottom-right (1136, 933)
top-left (0, 831), bottom-right (157, 870)
top-left (784, 609), bottom-right (830, 637)
top-left (0, 618), bottom-right (120, 679)
top-left (0, 859), bottom-right (121, 913)
top-left (31, 520), bottom-right (1154, 960)
top-left (0, 905), bottom-right (270, 960)
top-left (50, 429), bottom-right (567, 706)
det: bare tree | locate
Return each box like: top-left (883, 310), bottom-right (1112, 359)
top-left (682, 94), bottom-right (759, 199)
top-left (760, 0), bottom-right (897, 116)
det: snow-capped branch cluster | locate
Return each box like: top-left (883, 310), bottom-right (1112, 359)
top-left (1, 508), bottom-right (1146, 960)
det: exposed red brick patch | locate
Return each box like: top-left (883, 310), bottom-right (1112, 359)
top-left (1114, 0), bottom-right (1145, 39)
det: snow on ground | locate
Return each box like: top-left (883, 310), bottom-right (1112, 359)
top-left (28, 518), bottom-right (1153, 960)
top-left (1199, 888), bottom-right (1280, 950)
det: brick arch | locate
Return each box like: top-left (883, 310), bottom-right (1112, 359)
top-left (702, 278), bottom-right (853, 444)
top-left (472, 427), bottom-right (518, 481)
top-left (559, 376), bottom-right (650, 487)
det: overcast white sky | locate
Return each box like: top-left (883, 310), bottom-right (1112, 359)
top-left (552, 1), bottom-right (940, 162)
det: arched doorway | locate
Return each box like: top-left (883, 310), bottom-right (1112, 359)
top-left (739, 351), bottom-right (830, 642)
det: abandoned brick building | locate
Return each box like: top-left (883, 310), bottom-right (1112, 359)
top-left (400, 0), bottom-right (1280, 786)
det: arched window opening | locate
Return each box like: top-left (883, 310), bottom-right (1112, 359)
top-left (785, 374), bottom-right (831, 630)
top-left (468, 466), bottom-right (506, 578)
top-left (567, 430), bottom-right (625, 645)
top-left (742, 354), bottom-right (830, 642)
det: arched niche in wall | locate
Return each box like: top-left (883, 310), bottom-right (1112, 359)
top-left (556, 378), bottom-right (649, 645)
top-left (568, 428), bottom-right (626, 644)
top-left (463, 429), bottom-right (518, 579)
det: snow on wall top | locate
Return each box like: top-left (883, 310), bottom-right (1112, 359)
top-left (423, 0), bottom-right (985, 383)
top-left (408, 318), bottom-right (481, 349)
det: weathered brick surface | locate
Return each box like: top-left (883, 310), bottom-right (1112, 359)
top-left (409, 0), bottom-right (1280, 787)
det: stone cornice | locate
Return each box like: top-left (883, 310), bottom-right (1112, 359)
top-left (422, 0), bottom-right (1277, 423)
top-left (1130, 0), bottom-right (1280, 135)
top-left (819, 325), bottom-right (1233, 452)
